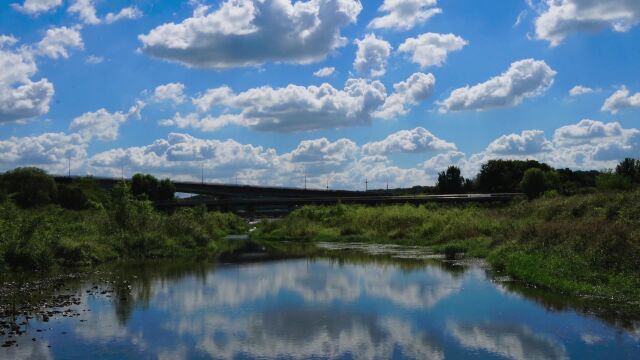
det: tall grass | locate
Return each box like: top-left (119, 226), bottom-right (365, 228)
top-left (0, 200), bottom-right (247, 270)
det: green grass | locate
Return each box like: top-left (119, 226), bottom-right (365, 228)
top-left (253, 191), bottom-right (640, 301)
top-left (0, 200), bottom-right (247, 271)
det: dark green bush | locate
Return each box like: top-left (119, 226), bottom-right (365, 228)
top-left (1, 167), bottom-right (58, 207)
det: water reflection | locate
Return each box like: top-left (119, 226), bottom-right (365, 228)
top-left (448, 322), bottom-right (567, 360)
top-left (1, 247), bottom-right (639, 359)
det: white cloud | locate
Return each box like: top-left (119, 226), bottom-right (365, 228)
top-left (159, 112), bottom-right (241, 132)
top-left (192, 86), bottom-right (234, 112)
top-left (90, 132), bottom-right (278, 180)
top-left (553, 119), bottom-right (629, 145)
top-left (369, 0), bottom-right (442, 31)
top-left (533, 0), bottom-right (640, 46)
top-left (362, 127), bottom-right (456, 155)
top-left (485, 129), bottom-right (553, 155)
top-left (0, 35), bottom-right (18, 47)
top-left (601, 86), bottom-right (640, 114)
top-left (68, 0), bottom-right (142, 25)
top-left (0, 43), bottom-right (54, 123)
top-left (104, 6), bottom-right (143, 24)
top-left (353, 34), bottom-right (392, 77)
top-left (69, 101), bottom-right (145, 141)
top-left (374, 72), bottom-right (435, 119)
top-left (37, 26), bottom-right (84, 59)
top-left (153, 82), bottom-right (186, 104)
top-left (284, 137), bottom-right (358, 175)
top-left (138, 0), bottom-right (362, 69)
top-left (398, 33), bottom-right (467, 68)
top-left (439, 59), bottom-right (556, 112)
top-left (11, 0), bottom-right (61, 15)
top-left (462, 119), bottom-right (640, 175)
top-left (569, 85), bottom-right (594, 96)
top-left (186, 78), bottom-right (387, 132)
top-left (85, 55), bottom-right (104, 64)
top-left (313, 67), bottom-right (335, 77)
top-left (0, 132), bottom-right (87, 173)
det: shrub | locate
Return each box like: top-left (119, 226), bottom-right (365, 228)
top-left (1, 167), bottom-right (58, 207)
top-left (58, 184), bottom-right (90, 210)
top-left (520, 168), bottom-right (547, 199)
top-left (596, 173), bottom-right (632, 191)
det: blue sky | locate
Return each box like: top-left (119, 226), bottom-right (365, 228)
top-left (1, 0), bottom-right (640, 189)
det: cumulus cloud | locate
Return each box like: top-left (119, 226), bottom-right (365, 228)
top-left (374, 72), bottom-right (435, 119)
top-left (284, 137), bottom-right (358, 175)
top-left (460, 119), bottom-right (640, 176)
top-left (533, 0), bottom-right (640, 46)
top-left (159, 112), bottom-right (241, 132)
top-left (439, 59), bottom-right (556, 112)
top-left (86, 129), bottom-right (454, 188)
top-left (68, 0), bottom-right (142, 25)
top-left (0, 42), bottom-right (54, 123)
top-left (313, 67), bottom-right (335, 77)
top-left (362, 127), bottom-right (456, 155)
top-left (398, 33), bottom-right (467, 68)
top-left (153, 83), bottom-right (186, 104)
top-left (601, 86), bottom-right (640, 114)
top-left (0, 132), bottom-right (87, 173)
top-left (69, 101), bottom-right (145, 141)
top-left (353, 34), bottom-right (391, 77)
top-left (186, 78), bottom-right (387, 132)
top-left (90, 132), bottom-right (279, 180)
top-left (369, 0), bottom-right (442, 31)
top-left (37, 26), bottom-right (84, 59)
top-left (485, 130), bottom-right (553, 155)
top-left (138, 0), bottom-right (362, 69)
top-left (569, 85), bottom-right (594, 96)
top-left (11, 0), bottom-right (62, 15)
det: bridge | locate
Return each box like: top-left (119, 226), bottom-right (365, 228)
top-left (54, 176), bottom-right (523, 217)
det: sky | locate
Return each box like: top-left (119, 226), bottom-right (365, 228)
top-left (1, 0), bottom-right (640, 190)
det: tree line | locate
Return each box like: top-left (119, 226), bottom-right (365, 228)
top-left (0, 168), bottom-right (175, 209)
top-left (435, 158), bottom-right (640, 198)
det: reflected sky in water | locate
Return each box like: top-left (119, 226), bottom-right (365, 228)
top-left (2, 256), bottom-right (639, 359)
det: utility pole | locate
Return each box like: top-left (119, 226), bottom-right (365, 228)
top-left (201, 165), bottom-right (204, 184)
top-left (304, 175), bottom-right (307, 190)
top-left (386, 179), bottom-right (389, 191)
top-left (365, 178), bottom-right (368, 192)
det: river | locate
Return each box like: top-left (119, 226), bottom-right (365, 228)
top-left (1, 242), bottom-right (638, 359)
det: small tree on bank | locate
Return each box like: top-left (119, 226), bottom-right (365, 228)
top-left (0, 167), bottom-right (58, 207)
top-left (436, 166), bottom-right (465, 194)
top-left (520, 168), bottom-right (547, 199)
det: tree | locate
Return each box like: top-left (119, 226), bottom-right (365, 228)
top-left (615, 158), bottom-right (640, 182)
top-left (520, 168), bottom-right (547, 199)
top-left (0, 167), bottom-right (58, 207)
top-left (156, 179), bottom-right (176, 201)
top-left (436, 166), bottom-right (465, 194)
top-left (476, 159), bottom-right (551, 193)
top-left (131, 173), bottom-right (159, 200)
top-left (58, 184), bottom-right (89, 210)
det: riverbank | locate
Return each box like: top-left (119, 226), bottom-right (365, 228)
top-left (252, 190), bottom-right (640, 301)
top-left (0, 201), bottom-right (248, 270)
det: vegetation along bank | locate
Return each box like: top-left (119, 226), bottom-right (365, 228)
top-left (254, 158), bottom-right (640, 302)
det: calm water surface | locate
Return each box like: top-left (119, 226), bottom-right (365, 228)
top-left (1, 243), bottom-right (639, 359)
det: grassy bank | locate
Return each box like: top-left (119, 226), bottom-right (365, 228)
top-left (0, 200), bottom-right (247, 271)
top-left (253, 191), bottom-right (640, 301)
